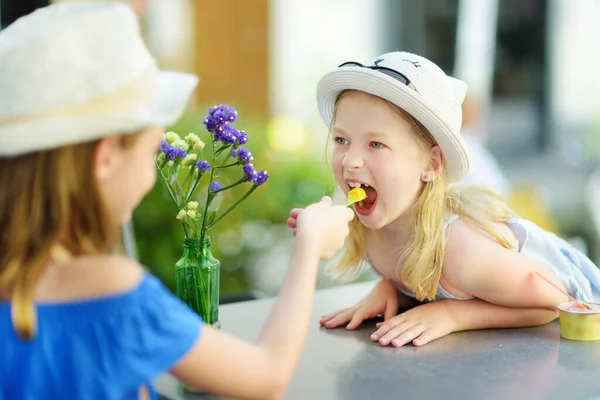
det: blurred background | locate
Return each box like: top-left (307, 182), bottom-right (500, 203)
top-left (3, 0), bottom-right (600, 302)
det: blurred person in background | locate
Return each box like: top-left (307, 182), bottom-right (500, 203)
top-left (460, 94), bottom-right (510, 198)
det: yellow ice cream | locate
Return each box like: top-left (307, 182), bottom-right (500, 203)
top-left (347, 187), bottom-right (367, 204)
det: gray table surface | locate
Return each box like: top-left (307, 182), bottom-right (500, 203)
top-left (154, 281), bottom-right (600, 400)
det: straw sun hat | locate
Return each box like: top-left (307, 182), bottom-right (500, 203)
top-left (0, 1), bottom-right (198, 156)
top-left (317, 51), bottom-right (471, 181)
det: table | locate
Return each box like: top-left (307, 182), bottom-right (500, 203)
top-left (154, 282), bottom-right (600, 400)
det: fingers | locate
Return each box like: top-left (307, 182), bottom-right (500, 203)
top-left (289, 208), bottom-right (303, 218)
top-left (286, 217), bottom-right (297, 229)
top-left (345, 310), bottom-right (366, 330)
top-left (320, 308), bottom-right (354, 329)
top-left (320, 196), bottom-right (332, 204)
top-left (371, 319), bottom-right (441, 347)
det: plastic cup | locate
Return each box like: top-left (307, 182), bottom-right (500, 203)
top-left (558, 301), bottom-right (600, 341)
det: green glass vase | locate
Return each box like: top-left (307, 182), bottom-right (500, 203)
top-left (174, 237), bottom-right (220, 328)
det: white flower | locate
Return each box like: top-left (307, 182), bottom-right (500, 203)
top-left (182, 154), bottom-right (198, 166)
top-left (185, 133), bottom-right (201, 144)
top-left (187, 210), bottom-right (197, 219)
top-left (193, 140), bottom-right (205, 151)
top-left (171, 139), bottom-right (189, 151)
top-left (165, 131), bottom-right (180, 143)
top-left (176, 210), bottom-right (186, 220)
top-left (187, 201), bottom-right (199, 210)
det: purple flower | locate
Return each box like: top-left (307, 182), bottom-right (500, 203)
top-left (195, 160), bottom-right (210, 171)
top-left (203, 116), bottom-right (217, 133)
top-left (242, 164), bottom-right (257, 182)
top-left (211, 182), bottom-right (223, 192)
top-left (231, 149), bottom-right (237, 158)
top-left (159, 140), bottom-right (170, 152)
top-left (159, 140), bottom-right (187, 160)
top-left (220, 125), bottom-right (237, 145)
top-left (236, 147), bottom-right (253, 164)
top-left (253, 170), bottom-right (269, 185)
top-left (210, 104), bottom-right (237, 124)
top-left (237, 130), bottom-right (249, 145)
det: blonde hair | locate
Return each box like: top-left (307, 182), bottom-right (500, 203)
top-left (330, 92), bottom-right (516, 300)
top-left (0, 133), bottom-right (142, 339)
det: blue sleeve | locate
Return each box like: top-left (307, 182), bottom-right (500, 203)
top-left (100, 273), bottom-right (204, 383)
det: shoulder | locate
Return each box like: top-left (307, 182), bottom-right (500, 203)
top-left (40, 253), bottom-right (146, 301)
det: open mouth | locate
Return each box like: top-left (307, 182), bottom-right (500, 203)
top-left (347, 181), bottom-right (378, 214)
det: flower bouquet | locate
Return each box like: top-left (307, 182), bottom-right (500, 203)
top-left (155, 104), bottom-right (268, 327)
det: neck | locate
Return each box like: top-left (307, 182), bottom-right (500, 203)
top-left (371, 210), bottom-right (415, 249)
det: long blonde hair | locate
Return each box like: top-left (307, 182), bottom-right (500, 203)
top-left (331, 93), bottom-right (516, 300)
top-left (0, 133), bottom-right (141, 339)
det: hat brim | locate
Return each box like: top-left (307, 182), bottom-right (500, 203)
top-left (0, 70), bottom-right (199, 156)
top-left (316, 67), bottom-right (469, 181)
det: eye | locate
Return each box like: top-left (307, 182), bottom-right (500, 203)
top-left (370, 141), bottom-right (386, 149)
top-left (334, 136), bottom-right (349, 145)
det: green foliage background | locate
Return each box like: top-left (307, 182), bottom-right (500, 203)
top-left (132, 106), bottom-right (337, 294)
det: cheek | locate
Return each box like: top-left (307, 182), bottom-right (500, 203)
top-left (331, 152), bottom-right (344, 178)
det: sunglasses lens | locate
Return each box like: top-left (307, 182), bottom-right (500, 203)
top-left (338, 61), bottom-right (363, 68)
top-left (376, 68), bottom-right (409, 85)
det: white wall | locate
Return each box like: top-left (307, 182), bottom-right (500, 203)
top-left (269, 0), bottom-right (386, 153)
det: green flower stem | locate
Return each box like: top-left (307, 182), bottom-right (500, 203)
top-left (214, 162), bottom-right (239, 169)
top-left (186, 172), bottom-right (205, 202)
top-left (211, 179), bottom-right (244, 194)
top-left (207, 184), bottom-right (258, 231)
top-left (156, 161), bottom-right (181, 208)
top-left (200, 140), bottom-right (218, 243)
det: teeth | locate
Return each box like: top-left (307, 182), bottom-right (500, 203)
top-left (347, 182), bottom-right (371, 188)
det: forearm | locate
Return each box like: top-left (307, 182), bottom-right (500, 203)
top-left (443, 298), bottom-right (559, 331)
top-left (256, 235), bottom-right (320, 388)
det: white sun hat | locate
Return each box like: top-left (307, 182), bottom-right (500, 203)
top-left (316, 51), bottom-right (470, 181)
top-left (0, 1), bottom-right (199, 156)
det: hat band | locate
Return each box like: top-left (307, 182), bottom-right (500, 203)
top-left (338, 61), bottom-right (418, 92)
top-left (0, 67), bottom-right (160, 128)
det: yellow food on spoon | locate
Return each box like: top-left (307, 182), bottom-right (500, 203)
top-left (344, 187), bottom-right (367, 206)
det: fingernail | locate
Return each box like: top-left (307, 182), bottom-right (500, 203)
top-left (370, 333), bottom-right (378, 340)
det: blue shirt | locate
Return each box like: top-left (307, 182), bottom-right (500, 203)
top-left (0, 273), bottom-right (203, 399)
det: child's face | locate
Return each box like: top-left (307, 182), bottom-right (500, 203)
top-left (96, 126), bottom-right (163, 224)
top-left (331, 91), bottom-right (428, 231)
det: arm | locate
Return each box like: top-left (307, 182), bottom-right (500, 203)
top-left (442, 218), bottom-right (566, 328)
top-left (171, 197), bottom-right (354, 399)
top-left (441, 297), bottom-right (557, 331)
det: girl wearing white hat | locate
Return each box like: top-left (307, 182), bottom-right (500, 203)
top-left (0, 2), bottom-right (354, 399)
top-left (288, 51), bottom-right (600, 347)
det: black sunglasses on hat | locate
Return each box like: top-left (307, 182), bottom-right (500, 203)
top-left (338, 61), bottom-right (418, 92)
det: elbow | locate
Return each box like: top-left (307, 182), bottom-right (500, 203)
top-left (533, 308), bottom-right (559, 326)
top-left (251, 368), bottom-right (287, 400)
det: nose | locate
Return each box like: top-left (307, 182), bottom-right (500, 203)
top-left (341, 145), bottom-right (364, 170)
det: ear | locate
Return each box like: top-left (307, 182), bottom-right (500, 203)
top-left (94, 135), bottom-right (123, 181)
top-left (421, 145), bottom-right (444, 182)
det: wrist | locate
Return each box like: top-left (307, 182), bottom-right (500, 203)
top-left (292, 232), bottom-right (320, 261)
top-left (439, 300), bottom-right (462, 332)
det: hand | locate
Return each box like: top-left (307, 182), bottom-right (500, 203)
top-left (320, 280), bottom-right (399, 330)
top-left (294, 196), bottom-right (354, 259)
top-left (286, 207), bottom-right (303, 237)
top-left (369, 301), bottom-right (457, 347)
